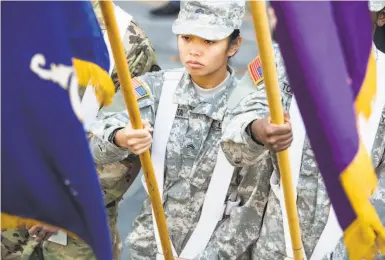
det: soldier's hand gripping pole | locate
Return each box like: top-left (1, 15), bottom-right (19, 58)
top-left (249, 2), bottom-right (304, 260)
top-left (99, 2), bottom-right (174, 259)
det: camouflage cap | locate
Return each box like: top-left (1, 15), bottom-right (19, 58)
top-left (172, 0), bottom-right (245, 41)
top-left (369, 0), bottom-right (385, 11)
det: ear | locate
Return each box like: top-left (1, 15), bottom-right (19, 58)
top-left (377, 11), bottom-right (385, 27)
top-left (228, 36), bottom-right (243, 57)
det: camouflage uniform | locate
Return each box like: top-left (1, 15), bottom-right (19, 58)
top-left (1, 2), bottom-right (159, 259)
top-left (92, 0), bottom-right (160, 85)
top-left (86, 4), bottom-right (269, 258)
top-left (120, 1), bottom-right (272, 259)
top-left (224, 44), bottom-right (385, 259)
top-left (90, 63), bottom-right (270, 259)
top-left (1, 229), bottom-right (41, 260)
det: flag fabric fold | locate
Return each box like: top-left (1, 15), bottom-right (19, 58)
top-left (271, 1), bottom-right (384, 258)
top-left (2, 1), bottom-right (113, 259)
top-left (66, 1), bottom-right (115, 106)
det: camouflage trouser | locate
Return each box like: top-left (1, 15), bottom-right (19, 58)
top-left (1, 228), bottom-right (42, 260)
top-left (42, 204), bottom-right (121, 260)
top-left (1, 204), bottom-right (121, 260)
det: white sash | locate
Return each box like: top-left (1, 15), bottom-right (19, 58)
top-left (310, 48), bottom-right (385, 259)
top-left (269, 96), bottom-right (307, 259)
top-left (81, 5), bottom-right (132, 129)
top-left (47, 6), bottom-right (132, 247)
top-left (140, 70), bottom-right (235, 259)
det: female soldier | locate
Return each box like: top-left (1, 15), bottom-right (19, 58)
top-left (88, 1), bottom-right (274, 259)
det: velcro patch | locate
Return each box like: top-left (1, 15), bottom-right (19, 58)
top-left (132, 78), bottom-right (150, 100)
top-left (248, 56), bottom-right (264, 85)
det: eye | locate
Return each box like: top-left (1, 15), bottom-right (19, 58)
top-left (204, 40), bottom-right (215, 44)
top-left (181, 35), bottom-right (191, 41)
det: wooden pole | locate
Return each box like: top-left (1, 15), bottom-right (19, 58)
top-left (99, 2), bottom-right (174, 259)
top-left (249, 1), bottom-right (304, 259)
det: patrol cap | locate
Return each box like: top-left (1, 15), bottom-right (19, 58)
top-left (172, 0), bottom-right (245, 41)
top-left (369, 0), bottom-right (385, 11)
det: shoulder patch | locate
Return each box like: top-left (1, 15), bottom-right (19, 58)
top-left (132, 78), bottom-right (150, 100)
top-left (248, 56), bottom-right (264, 85)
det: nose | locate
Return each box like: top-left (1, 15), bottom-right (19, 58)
top-left (189, 48), bottom-right (201, 57)
top-left (188, 42), bottom-right (202, 57)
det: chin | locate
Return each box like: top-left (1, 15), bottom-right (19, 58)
top-left (185, 68), bottom-right (208, 77)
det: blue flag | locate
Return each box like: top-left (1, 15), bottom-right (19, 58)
top-left (2, 2), bottom-right (113, 259)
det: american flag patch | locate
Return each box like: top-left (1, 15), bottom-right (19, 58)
top-left (132, 78), bottom-right (150, 100)
top-left (248, 56), bottom-right (264, 85)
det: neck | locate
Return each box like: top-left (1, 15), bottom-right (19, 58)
top-left (191, 64), bottom-right (229, 89)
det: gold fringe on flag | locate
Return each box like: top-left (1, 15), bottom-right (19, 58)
top-left (341, 143), bottom-right (385, 259)
top-left (1, 213), bottom-right (78, 239)
top-left (72, 58), bottom-right (115, 106)
top-left (355, 52), bottom-right (377, 119)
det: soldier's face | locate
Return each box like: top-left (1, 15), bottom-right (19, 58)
top-left (177, 34), bottom-right (238, 77)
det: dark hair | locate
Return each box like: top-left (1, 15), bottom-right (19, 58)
top-left (228, 29), bottom-right (240, 58)
top-left (229, 29), bottom-right (240, 46)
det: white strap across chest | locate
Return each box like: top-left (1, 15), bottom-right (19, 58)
top-left (81, 5), bottom-right (132, 129)
top-left (276, 48), bottom-right (385, 259)
top-left (140, 70), bottom-right (235, 259)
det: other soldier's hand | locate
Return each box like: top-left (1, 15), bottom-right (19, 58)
top-left (28, 224), bottom-right (59, 242)
top-left (250, 112), bottom-right (293, 152)
top-left (114, 120), bottom-right (153, 155)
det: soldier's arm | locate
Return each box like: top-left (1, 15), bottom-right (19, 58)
top-left (221, 73), bottom-right (270, 167)
top-left (111, 19), bottom-right (160, 91)
top-left (88, 71), bottom-right (165, 165)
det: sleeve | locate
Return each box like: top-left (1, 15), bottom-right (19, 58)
top-left (222, 45), bottom-right (290, 167)
top-left (88, 71), bottom-right (165, 165)
top-left (221, 72), bottom-right (270, 167)
top-left (111, 19), bottom-right (160, 91)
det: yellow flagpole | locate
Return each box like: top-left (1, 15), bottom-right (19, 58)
top-left (249, 1), bottom-right (304, 259)
top-left (99, 2), bottom-right (174, 259)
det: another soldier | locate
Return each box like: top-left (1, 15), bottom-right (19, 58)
top-left (87, 1), bottom-right (278, 259)
top-left (217, 2), bottom-right (385, 260)
top-left (1, 2), bottom-right (159, 260)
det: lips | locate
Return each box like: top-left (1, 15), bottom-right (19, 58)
top-left (186, 60), bottom-right (204, 68)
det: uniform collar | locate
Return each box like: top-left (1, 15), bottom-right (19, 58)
top-left (173, 67), bottom-right (236, 121)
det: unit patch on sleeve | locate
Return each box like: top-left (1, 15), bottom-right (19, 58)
top-left (248, 56), bottom-right (264, 85)
top-left (132, 78), bottom-right (150, 100)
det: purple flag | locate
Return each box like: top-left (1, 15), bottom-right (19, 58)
top-left (272, 1), bottom-right (384, 258)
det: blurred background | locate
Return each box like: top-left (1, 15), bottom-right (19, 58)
top-left (114, 1), bottom-right (258, 258)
